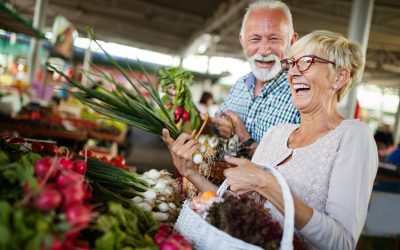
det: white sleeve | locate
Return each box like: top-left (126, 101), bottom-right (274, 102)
top-left (300, 122), bottom-right (379, 250)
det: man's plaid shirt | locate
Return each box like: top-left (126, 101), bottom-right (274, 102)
top-left (218, 72), bottom-right (300, 142)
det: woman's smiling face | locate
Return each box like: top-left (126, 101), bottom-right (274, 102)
top-left (287, 50), bottom-right (337, 113)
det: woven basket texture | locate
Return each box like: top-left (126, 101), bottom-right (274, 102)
top-left (175, 200), bottom-right (263, 250)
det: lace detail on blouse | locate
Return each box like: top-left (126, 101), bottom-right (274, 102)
top-left (250, 122), bottom-right (349, 247)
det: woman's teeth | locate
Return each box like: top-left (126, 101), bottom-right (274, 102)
top-left (293, 84), bottom-right (311, 93)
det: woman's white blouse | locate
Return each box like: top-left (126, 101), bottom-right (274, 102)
top-left (251, 120), bottom-right (378, 250)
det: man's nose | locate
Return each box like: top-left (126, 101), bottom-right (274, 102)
top-left (258, 40), bottom-right (271, 56)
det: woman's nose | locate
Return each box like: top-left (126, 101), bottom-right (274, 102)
top-left (288, 63), bottom-right (301, 76)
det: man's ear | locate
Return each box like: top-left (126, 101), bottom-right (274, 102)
top-left (239, 35), bottom-right (244, 48)
top-left (291, 32), bottom-right (299, 45)
top-left (333, 69), bottom-right (350, 90)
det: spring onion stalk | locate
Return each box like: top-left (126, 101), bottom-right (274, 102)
top-left (46, 28), bottom-right (180, 139)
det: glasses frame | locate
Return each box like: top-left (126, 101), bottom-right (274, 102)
top-left (281, 55), bottom-right (336, 73)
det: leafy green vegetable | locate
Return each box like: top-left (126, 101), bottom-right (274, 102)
top-left (94, 202), bottom-right (157, 250)
top-left (0, 151), bottom-right (41, 202)
top-left (0, 150), bottom-right (10, 164)
top-left (159, 67), bottom-right (201, 133)
top-left (0, 200), bottom-right (61, 250)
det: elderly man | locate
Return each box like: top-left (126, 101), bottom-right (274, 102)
top-left (212, 0), bottom-right (300, 157)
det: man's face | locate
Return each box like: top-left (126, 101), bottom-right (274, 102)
top-left (240, 8), bottom-right (291, 81)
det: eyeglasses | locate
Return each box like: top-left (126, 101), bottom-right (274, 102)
top-left (280, 55), bottom-right (336, 73)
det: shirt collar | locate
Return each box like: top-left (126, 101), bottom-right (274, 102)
top-left (245, 71), bottom-right (288, 96)
top-left (245, 73), bottom-right (256, 89)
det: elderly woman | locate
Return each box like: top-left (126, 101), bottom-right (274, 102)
top-left (162, 30), bottom-right (378, 250)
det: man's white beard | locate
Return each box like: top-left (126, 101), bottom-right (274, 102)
top-left (247, 53), bottom-right (282, 82)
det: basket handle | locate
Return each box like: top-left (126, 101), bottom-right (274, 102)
top-left (216, 164), bottom-right (294, 250)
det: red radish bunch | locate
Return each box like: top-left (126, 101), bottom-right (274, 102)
top-left (173, 106), bottom-right (190, 124)
top-left (153, 224), bottom-right (192, 250)
top-left (27, 156), bottom-right (93, 250)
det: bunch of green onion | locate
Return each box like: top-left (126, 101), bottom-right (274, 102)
top-left (47, 29), bottom-right (180, 139)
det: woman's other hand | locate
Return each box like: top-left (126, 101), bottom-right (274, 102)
top-left (223, 156), bottom-right (273, 195)
top-left (162, 129), bottom-right (199, 178)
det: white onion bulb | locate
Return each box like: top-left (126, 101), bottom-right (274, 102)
top-left (193, 153), bottom-right (203, 164)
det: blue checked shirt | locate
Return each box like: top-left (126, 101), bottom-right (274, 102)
top-left (218, 72), bottom-right (300, 142)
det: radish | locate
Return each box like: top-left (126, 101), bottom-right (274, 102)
top-left (35, 186), bottom-right (62, 211)
top-left (63, 184), bottom-right (85, 206)
top-left (173, 106), bottom-right (183, 119)
top-left (73, 160), bottom-right (87, 175)
top-left (56, 171), bottom-right (82, 188)
top-left (158, 224), bottom-right (172, 236)
top-left (50, 238), bottom-right (63, 250)
top-left (153, 232), bottom-right (168, 245)
top-left (58, 157), bottom-right (74, 170)
top-left (84, 184), bottom-right (92, 200)
top-left (34, 157), bottom-right (57, 179)
top-left (74, 241), bottom-right (90, 250)
top-left (181, 110), bottom-right (190, 121)
top-left (66, 204), bottom-right (92, 227)
top-left (65, 229), bottom-right (80, 242)
top-left (160, 242), bottom-right (178, 250)
top-left (169, 234), bottom-right (185, 245)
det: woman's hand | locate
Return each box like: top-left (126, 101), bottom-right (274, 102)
top-left (223, 156), bottom-right (275, 195)
top-left (162, 129), bottom-right (199, 178)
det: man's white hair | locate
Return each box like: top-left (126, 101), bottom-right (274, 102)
top-left (240, 0), bottom-right (294, 40)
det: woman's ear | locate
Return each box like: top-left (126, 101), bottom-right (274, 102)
top-left (333, 69), bottom-right (350, 90)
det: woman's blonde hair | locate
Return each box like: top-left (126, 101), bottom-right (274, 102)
top-left (289, 30), bottom-right (365, 101)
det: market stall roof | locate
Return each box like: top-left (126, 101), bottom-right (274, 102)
top-left (0, 2), bottom-right (44, 38)
top-left (9, 0), bottom-right (400, 88)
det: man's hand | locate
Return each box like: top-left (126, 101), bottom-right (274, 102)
top-left (223, 111), bottom-right (251, 141)
top-left (162, 129), bottom-right (199, 178)
top-left (211, 111), bottom-right (251, 141)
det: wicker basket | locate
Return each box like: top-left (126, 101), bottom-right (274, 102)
top-left (175, 164), bottom-right (295, 250)
top-left (199, 161), bottom-right (234, 185)
top-left (183, 161), bottom-right (234, 198)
